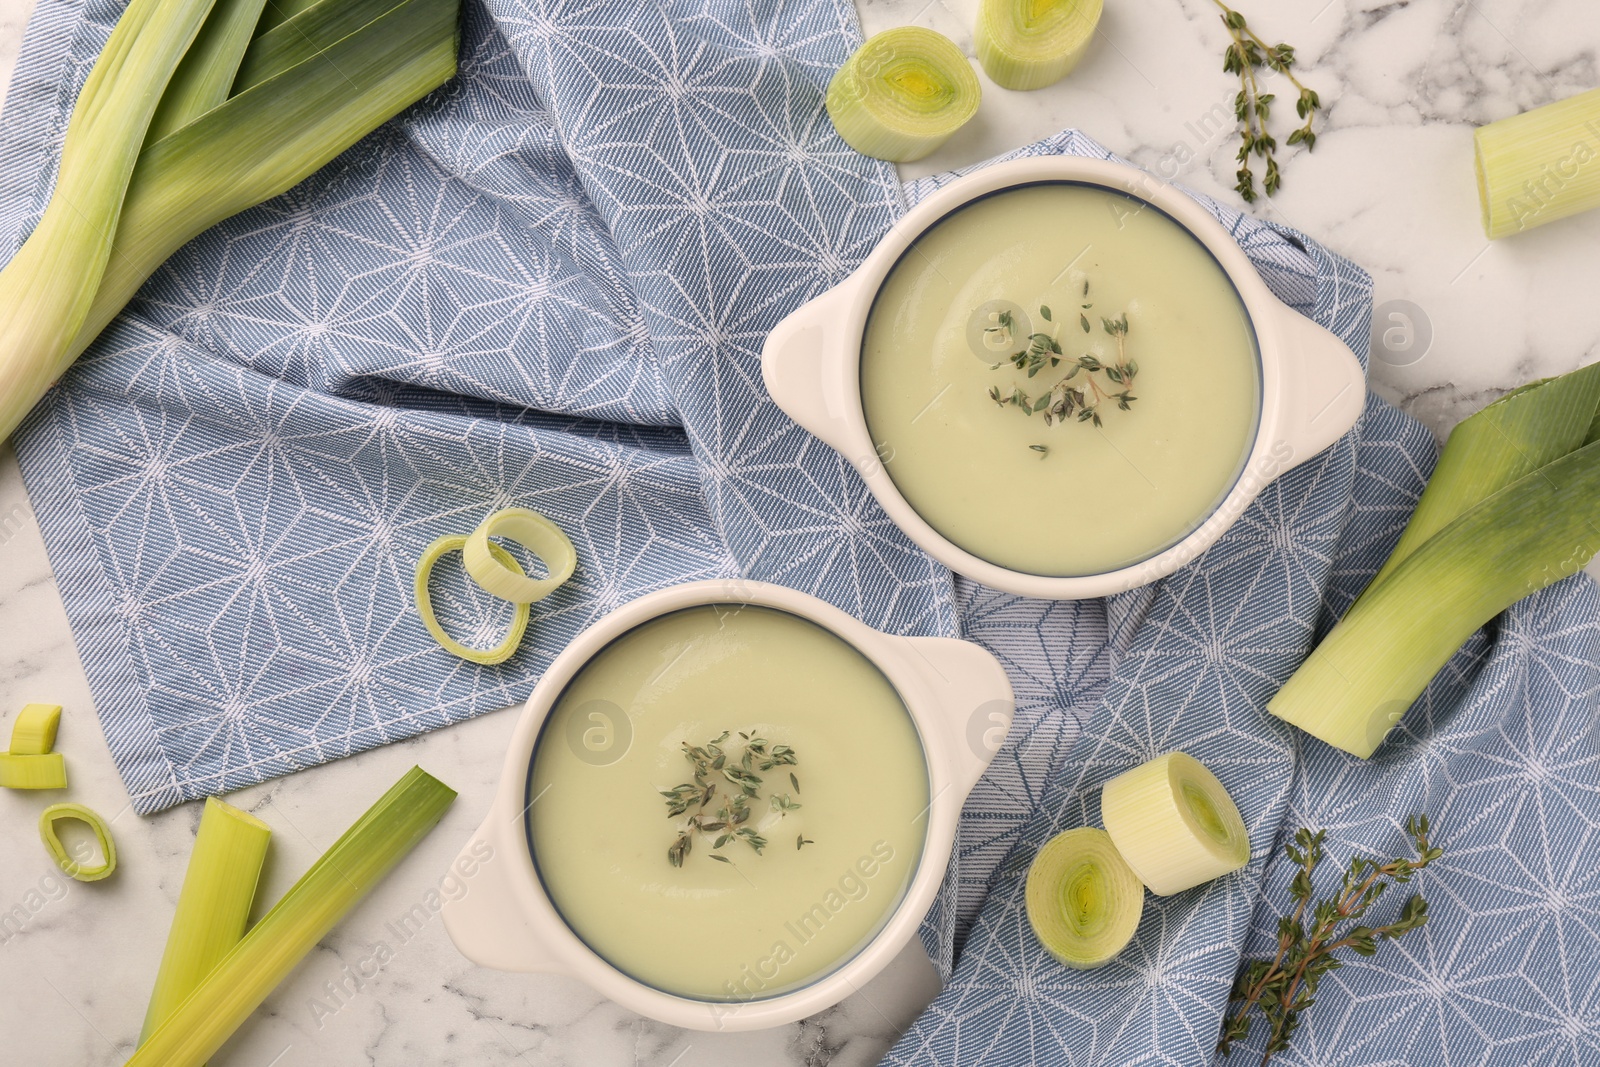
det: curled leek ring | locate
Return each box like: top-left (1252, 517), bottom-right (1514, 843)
top-left (462, 507), bottom-right (577, 605)
top-left (1025, 827), bottom-right (1142, 969)
top-left (414, 534), bottom-right (530, 665)
top-left (40, 802), bottom-right (118, 882)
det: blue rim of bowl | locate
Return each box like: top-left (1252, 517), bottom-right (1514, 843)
top-left (858, 179), bottom-right (1266, 580)
top-left (521, 602), bottom-right (933, 1004)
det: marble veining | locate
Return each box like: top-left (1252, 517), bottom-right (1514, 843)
top-left (1, 0), bottom-right (1598, 1063)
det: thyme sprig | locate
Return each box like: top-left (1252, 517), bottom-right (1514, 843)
top-left (1213, 0), bottom-right (1323, 203)
top-left (986, 298), bottom-right (1139, 438)
top-left (1218, 816), bottom-right (1442, 1065)
top-left (661, 730), bottom-right (804, 867)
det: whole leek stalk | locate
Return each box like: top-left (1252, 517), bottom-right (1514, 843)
top-left (126, 767), bottom-right (456, 1067)
top-left (67, 0), bottom-right (461, 362)
top-left (0, 0), bottom-right (462, 440)
top-left (1358, 363), bottom-right (1600, 596)
top-left (1271, 412), bottom-right (1600, 758)
top-left (0, 0), bottom-right (218, 440)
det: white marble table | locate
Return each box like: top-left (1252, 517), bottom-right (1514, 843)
top-left (1, 0), bottom-right (1598, 1064)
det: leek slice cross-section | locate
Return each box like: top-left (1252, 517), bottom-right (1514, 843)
top-left (826, 28), bottom-right (980, 163)
top-left (1101, 752), bottom-right (1249, 896)
top-left (1025, 827), bottom-right (1143, 969)
top-left (463, 507), bottom-right (577, 605)
top-left (976, 0), bottom-right (1102, 91)
top-left (414, 534), bottom-right (531, 664)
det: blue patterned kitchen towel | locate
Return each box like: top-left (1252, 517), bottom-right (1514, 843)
top-left (5, 3), bottom-right (1600, 1064)
top-left (887, 145), bottom-right (1600, 1067)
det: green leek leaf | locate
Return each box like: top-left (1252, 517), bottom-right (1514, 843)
top-left (66, 0), bottom-right (461, 362)
top-left (0, 0), bottom-right (219, 440)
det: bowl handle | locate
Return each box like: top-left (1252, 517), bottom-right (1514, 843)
top-left (761, 284), bottom-right (858, 455)
top-left (441, 820), bottom-right (561, 974)
top-left (1270, 301), bottom-right (1367, 471)
top-left (897, 636), bottom-right (1015, 796)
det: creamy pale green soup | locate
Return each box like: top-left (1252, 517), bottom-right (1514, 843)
top-left (526, 605), bottom-right (928, 1001)
top-left (860, 182), bottom-right (1261, 576)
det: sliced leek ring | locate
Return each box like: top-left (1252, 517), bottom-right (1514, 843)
top-left (0, 752), bottom-right (67, 789)
top-left (1101, 752), bottom-right (1249, 896)
top-left (1025, 827), bottom-right (1143, 969)
top-left (40, 802), bottom-right (117, 882)
top-left (414, 535), bottom-right (530, 665)
top-left (826, 28), bottom-right (981, 163)
top-left (9, 703), bottom-right (62, 755)
top-left (976, 0), bottom-right (1103, 91)
top-left (462, 507), bottom-right (577, 605)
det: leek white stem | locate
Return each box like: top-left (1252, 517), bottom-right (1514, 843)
top-left (1270, 438), bottom-right (1600, 757)
top-left (0, 0), bottom-right (217, 441)
top-left (125, 767), bottom-right (456, 1067)
top-left (1476, 87), bottom-right (1600, 239)
top-left (140, 798), bottom-right (272, 1045)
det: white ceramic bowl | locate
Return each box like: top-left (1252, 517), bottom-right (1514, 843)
top-left (760, 156), bottom-right (1366, 600)
top-left (442, 579), bottom-right (1013, 1031)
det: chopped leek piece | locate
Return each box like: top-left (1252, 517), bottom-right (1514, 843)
top-left (126, 767), bottom-right (456, 1067)
top-left (415, 534), bottom-right (530, 664)
top-left (1270, 438), bottom-right (1600, 757)
top-left (1025, 827), bottom-right (1143, 969)
top-left (1100, 752), bottom-right (1249, 895)
top-left (826, 28), bottom-right (980, 163)
top-left (1361, 363), bottom-right (1600, 597)
top-left (1475, 87), bottom-right (1600, 239)
top-left (140, 798), bottom-right (272, 1044)
top-left (40, 802), bottom-right (116, 881)
top-left (975, 0), bottom-right (1102, 91)
top-left (66, 0), bottom-right (462, 363)
top-left (9, 702), bottom-right (62, 755)
top-left (0, 0), bottom-right (218, 442)
top-left (0, 752), bottom-right (67, 789)
top-left (463, 507), bottom-right (577, 605)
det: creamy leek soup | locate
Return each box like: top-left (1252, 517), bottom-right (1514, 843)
top-left (526, 604), bottom-right (928, 1001)
top-left (860, 182), bottom-right (1261, 576)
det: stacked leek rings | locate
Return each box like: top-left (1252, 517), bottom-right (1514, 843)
top-left (1026, 752), bottom-right (1250, 968)
top-left (414, 508), bottom-right (576, 665)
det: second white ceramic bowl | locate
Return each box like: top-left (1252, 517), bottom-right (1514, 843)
top-left (761, 156), bottom-right (1365, 599)
top-left (441, 579), bottom-right (1013, 1031)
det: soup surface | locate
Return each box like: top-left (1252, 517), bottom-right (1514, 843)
top-left (860, 182), bottom-right (1261, 576)
top-left (527, 604), bottom-right (928, 1001)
